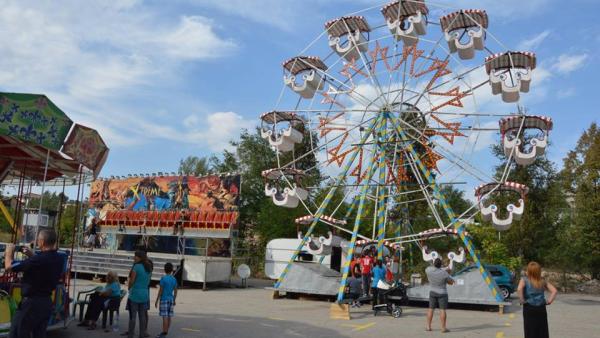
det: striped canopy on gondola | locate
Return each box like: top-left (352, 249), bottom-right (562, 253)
top-left (260, 111), bottom-right (305, 124)
top-left (282, 56), bottom-right (328, 75)
top-left (485, 51), bottom-right (536, 74)
top-left (499, 115), bottom-right (553, 135)
top-left (440, 9), bottom-right (488, 31)
top-left (325, 16), bottom-right (371, 37)
top-left (381, 0), bottom-right (429, 21)
top-left (475, 181), bottom-right (529, 200)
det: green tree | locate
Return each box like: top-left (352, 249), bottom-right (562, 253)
top-left (208, 127), bottom-right (322, 273)
top-left (559, 123), bottom-right (600, 278)
top-left (486, 138), bottom-right (565, 265)
top-left (178, 156), bottom-right (211, 176)
top-left (58, 204), bottom-right (79, 246)
top-left (466, 222), bottom-right (523, 272)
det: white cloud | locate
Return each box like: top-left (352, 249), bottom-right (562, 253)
top-left (557, 87), bottom-right (576, 99)
top-left (191, 0), bottom-right (552, 32)
top-left (0, 1), bottom-right (238, 149)
top-left (182, 112), bottom-right (255, 151)
top-left (518, 30), bottom-right (551, 50)
top-left (183, 115), bottom-right (201, 128)
top-left (431, 0), bottom-right (551, 18)
top-left (552, 53), bottom-right (589, 74)
top-left (163, 16), bottom-right (236, 60)
top-left (535, 65), bottom-right (552, 84)
top-left (186, 0), bottom-right (305, 31)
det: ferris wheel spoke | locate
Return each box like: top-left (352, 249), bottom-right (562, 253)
top-left (337, 20), bottom-right (392, 109)
top-left (274, 116), bottom-right (381, 289)
top-left (392, 116), bottom-right (495, 183)
top-left (388, 60), bottom-right (485, 108)
top-left (387, 11), bottom-right (469, 106)
top-left (286, 55), bottom-right (375, 109)
top-left (314, 65), bottom-right (376, 108)
top-left (283, 108), bottom-right (382, 113)
top-left (276, 115), bottom-right (376, 170)
top-left (403, 149), bottom-right (447, 229)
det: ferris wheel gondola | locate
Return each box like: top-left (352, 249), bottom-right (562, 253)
top-left (441, 9), bottom-right (488, 60)
top-left (262, 168), bottom-right (309, 208)
top-left (260, 111), bottom-right (305, 152)
top-left (500, 115), bottom-right (553, 166)
top-left (486, 51), bottom-right (537, 103)
top-left (326, 16), bottom-right (371, 62)
top-left (475, 182), bottom-right (529, 231)
top-left (282, 56), bottom-right (328, 99)
top-left (382, 0), bottom-right (429, 46)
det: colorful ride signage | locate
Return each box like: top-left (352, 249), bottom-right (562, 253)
top-left (0, 93), bottom-right (73, 150)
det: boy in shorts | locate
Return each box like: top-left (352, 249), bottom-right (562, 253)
top-left (155, 262), bottom-right (178, 338)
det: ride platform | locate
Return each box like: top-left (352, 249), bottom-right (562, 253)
top-left (407, 266), bottom-right (511, 307)
top-left (272, 261), bottom-right (342, 296)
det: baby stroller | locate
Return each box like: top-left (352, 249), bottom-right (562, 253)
top-left (373, 280), bottom-right (409, 318)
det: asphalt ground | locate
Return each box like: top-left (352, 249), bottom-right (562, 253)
top-left (46, 278), bottom-right (599, 338)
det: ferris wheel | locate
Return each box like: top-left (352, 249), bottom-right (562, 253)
top-left (259, 0), bottom-right (552, 303)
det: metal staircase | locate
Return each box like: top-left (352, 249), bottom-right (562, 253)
top-left (70, 249), bottom-right (180, 281)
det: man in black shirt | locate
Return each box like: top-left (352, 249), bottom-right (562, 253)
top-left (86, 218), bottom-right (98, 251)
top-left (4, 229), bottom-right (65, 338)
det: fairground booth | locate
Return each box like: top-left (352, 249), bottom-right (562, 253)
top-left (0, 92), bottom-right (108, 335)
top-left (75, 173), bottom-right (241, 286)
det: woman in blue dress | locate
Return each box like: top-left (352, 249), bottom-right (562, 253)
top-left (517, 261), bottom-right (558, 338)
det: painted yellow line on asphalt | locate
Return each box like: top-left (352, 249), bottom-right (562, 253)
top-left (495, 331), bottom-right (505, 338)
top-left (509, 314), bottom-right (515, 319)
top-left (341, 322), bottom-right (376, 331)
top-left (505, 322), bottom-right (512, 327)
top-left (182, 328), bottom-right (202, 332)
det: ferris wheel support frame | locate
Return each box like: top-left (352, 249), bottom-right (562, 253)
top-left (389, 116), bottom-right (503, 302)
top-left (336, 137), bottom-right (381, 302)
top-left (274, 116), bottom-right (380, 289)
top-left (375, 114), bottom-right (389, 260)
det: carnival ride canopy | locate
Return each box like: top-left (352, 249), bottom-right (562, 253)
top-left (0, 92), bottom-right (109, 184)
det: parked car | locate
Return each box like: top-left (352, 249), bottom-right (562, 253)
top-left (454, 264), bottom-right (515, 300)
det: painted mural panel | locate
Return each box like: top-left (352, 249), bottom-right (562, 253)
top-left (89, 175), bottom-right (240, 213)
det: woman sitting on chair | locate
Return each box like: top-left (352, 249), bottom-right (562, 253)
top-left (79, 271), bottom-right (121, 330)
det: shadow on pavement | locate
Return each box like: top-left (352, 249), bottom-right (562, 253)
top-left (172, 312), bottom-right (350, 338)
top-left (446, 323), bottom-right (506, 333)
top-left (350, 305), bottom-right (426, 320)
top-left (561, 298), bottom-right (600, 306)
top-left (51, 313), bottom-right (351, 338)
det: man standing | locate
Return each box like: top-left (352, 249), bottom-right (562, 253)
top-left (4, 230), bottom-right (65, 338)
top-left (86, 218), bottom-right (98, 251)
top-left (425, 258), bottom-right (454, 333)
top-left (359, 249), bottom-right (374, 296)
top-left (172, 210), bottom-right (188, 236)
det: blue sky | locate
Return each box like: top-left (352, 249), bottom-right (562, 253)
top-left (1, 0), bottom-right (598, 200)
